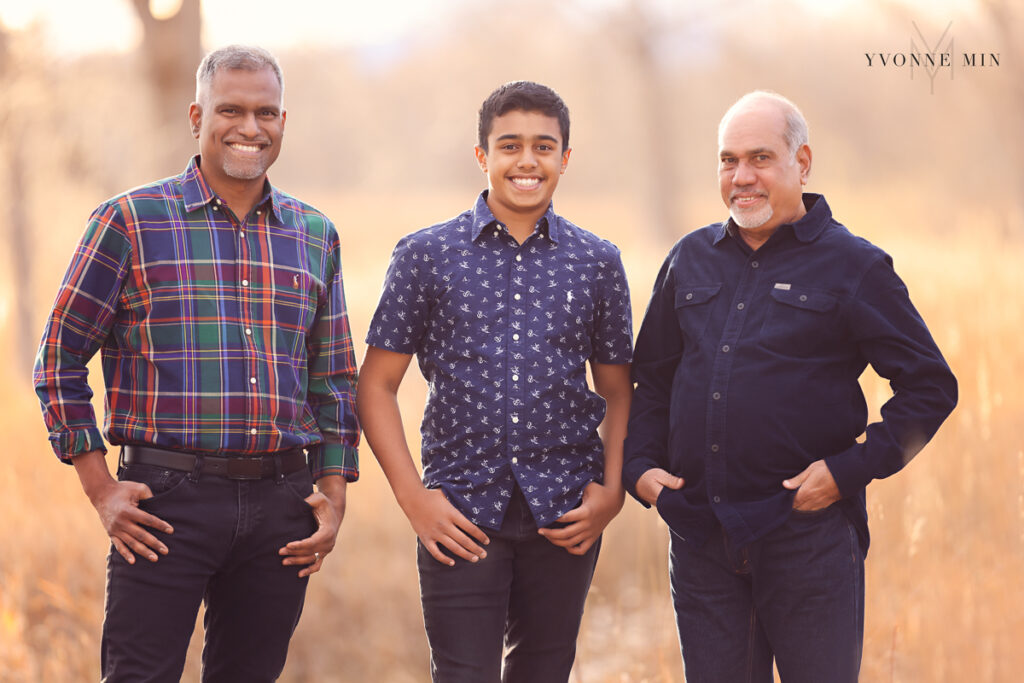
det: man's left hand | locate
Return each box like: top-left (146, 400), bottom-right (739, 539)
top-left (279, 476), bottom-right (346, 578)
top-left (783, 460), bottom-right (841, 512)
top-left (538, 481), bottom-right (624, 556)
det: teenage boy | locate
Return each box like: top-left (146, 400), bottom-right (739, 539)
top-left (357, 81), bottom-right (633, 682)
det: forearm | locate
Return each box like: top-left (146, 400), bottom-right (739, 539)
top-left (593, 362), bottom-right (632, 492)
top-left (72, 449), bottom-right (117, 502)
top-left (356, 381), bottom-right (426, 509)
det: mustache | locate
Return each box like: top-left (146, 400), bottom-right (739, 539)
top-left (729, 191), bottom-right (767, 202)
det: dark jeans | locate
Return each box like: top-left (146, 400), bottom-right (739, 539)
top-left (670, 505), bottom-right (864, 683)
top-left (417, 486), bottom-right (600, 683)
top-left (101, 461), bottom-right (317, 682)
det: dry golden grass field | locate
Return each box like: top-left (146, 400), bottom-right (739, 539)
top-left (2, 190), bottom-right (1021, 682)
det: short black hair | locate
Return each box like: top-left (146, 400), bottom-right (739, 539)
top-left (477, 81), bottom-right (570, 151)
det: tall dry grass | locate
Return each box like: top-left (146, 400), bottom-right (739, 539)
top-left (2, 190), bottom-right (1021, 681)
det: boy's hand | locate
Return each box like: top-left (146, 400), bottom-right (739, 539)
top-left (404, 488), bottom-right (490, 566)
top-left (538, 480), bottom-right (624, 555)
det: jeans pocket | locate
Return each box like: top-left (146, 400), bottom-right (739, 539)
top-left (119, 463), bottom-right (189, 505)
top-left (281, 467), bottom-right (315, 509)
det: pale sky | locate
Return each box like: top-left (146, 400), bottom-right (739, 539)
top-left (0, 0), bottom-right (473, 56)
top-left (0, 0), bottom-right (978, 58)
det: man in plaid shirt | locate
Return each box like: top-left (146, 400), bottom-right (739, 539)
top-left (33, 45), bottom-right (359, 681)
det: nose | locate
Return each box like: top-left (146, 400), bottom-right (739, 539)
top-left (732, 159), bottom-right (756, 186)
top-left (517, 147), bottom-right (537, 169)
top-left (237, 112), bottom-right (260, 137)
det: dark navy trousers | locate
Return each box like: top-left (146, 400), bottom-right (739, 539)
top-left (670, 505), bottom-right (865, 683)
top-left (417, 486), bottom-right (600, 683)
top-left (101, 461), bottom-right (316, 682)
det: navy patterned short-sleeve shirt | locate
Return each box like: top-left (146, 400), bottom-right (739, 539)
top-left (367, 193), bottom-right (632, 530)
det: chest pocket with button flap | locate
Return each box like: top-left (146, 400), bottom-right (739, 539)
top-left (759, 285), bottom-right (839, 357)
top-left (674, 284), bottom-right (722, 348)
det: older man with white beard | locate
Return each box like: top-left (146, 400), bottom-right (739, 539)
top-left (622, 91), bottom-right (957, 682)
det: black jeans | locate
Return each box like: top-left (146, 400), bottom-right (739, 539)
top-left (670, 505), bottom-right (865, 683)
top-left (101, 462), bottom-right (317, 682)
top-left (417, 486), bottom-right (600, 683)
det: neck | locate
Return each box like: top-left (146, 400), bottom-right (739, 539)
top-left (203, 171), bottom-right (267, 221)
top-left (487, 204), bottom-right (546, 245)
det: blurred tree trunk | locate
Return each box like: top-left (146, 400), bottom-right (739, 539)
top-left (129, 0), bottom-right (203, 173)
top-left (621, 0), bottom-right (679, 244)
top-left (0, 26), bottom-right (42, 372)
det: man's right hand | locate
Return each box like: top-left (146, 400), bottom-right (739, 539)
top-left (636, 468), bottom-right (685, 506)
top-left (91, 479), bottom-right (174, 564)
top-left (402, 487), bottom-right (489, 567)
top-left (73, 450), bottom-right (173, 565)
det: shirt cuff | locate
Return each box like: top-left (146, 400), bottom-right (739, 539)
top-left (307, 443), bottom-right (360, 482)
top-left (50, 427), bottom-right (107, 462)
top-left (824, 443), bottom-right (870, 499)
top-left (622, 457), bottom-right (658, 508)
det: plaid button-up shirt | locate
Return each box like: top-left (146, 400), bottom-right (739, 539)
top-left (34, 156), bottom-right (360, 480)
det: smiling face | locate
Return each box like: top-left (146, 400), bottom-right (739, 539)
top-left (474, 109), bottom-right (570, 229)
top-left (718, 98), bottom-right (810, 245)
top-left (188, 65), bottom-right (285, 195)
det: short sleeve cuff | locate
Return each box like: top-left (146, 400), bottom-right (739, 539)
top-left (51, 427), bottom-right (107, 462)
top-left (308, 443), bottom-right (360, 482)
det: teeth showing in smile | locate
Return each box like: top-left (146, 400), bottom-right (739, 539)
top-left (230, 143), bottom-right (262, 153)
top-left (511, 177), bottom-right (540, 189)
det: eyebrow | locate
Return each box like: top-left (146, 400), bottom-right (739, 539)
top-left (496, 133), bottom-right (561, 144)
top-left (720, 147), bottom-right (774, 158)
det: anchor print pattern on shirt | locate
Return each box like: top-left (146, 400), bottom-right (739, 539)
top-left (367, 193), bottom-right (632, 530)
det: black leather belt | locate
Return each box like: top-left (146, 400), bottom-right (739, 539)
top-left (122, 444), bottom-right (307, 480)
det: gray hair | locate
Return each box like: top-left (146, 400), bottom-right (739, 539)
top-left (195, 45), bottom-right (284, 103)
top-left (719, 90), bottom-right (809, 157)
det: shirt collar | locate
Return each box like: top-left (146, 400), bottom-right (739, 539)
top-left (180, 154), bottom-right (282, 221)
top-left (469, 191), bottom-right (560, 244)
top-left (714, 193), bottom-right (832, 246)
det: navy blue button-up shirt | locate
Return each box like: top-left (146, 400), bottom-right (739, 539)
top-left (367, 192), bottom-right (633, 530)
top-left (623, 194), bottom-right (956, 552)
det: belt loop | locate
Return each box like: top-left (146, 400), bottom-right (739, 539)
top-left (189, 454), bottom-right (204, 483)
top-left (274, 453), bottom-right (284, 483)
top-left (117, 446), bottom-right (127, 476)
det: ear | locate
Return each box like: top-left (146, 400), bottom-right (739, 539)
top-left (560, 146), bottom-right (572, 175)
top-left (280, 108), bottom-right (287, 135)
top-left (188, 102), bottom-right (202, 139)
top-left (796, 144), bottom-right (812, 185)
top-left (474, 145), bottom-right (488, 173)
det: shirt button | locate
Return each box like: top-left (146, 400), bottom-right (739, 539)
top-left (713, 496), bottom-right (721, 503)
top-left (800, 294), bottom-right (808, 302)
top-left (241, 279), bottom-right (249, 287)
top-left (512, 333), bottom-right (520, 341)
top-left (239, 231), bottom-right (246, 239)
top-left (711, 444), bottom-right (719, 452)
top-left (685, 292), bottom-right (693, 300)
top-left (244, 328), bottom-right (252, 336)
top-left (737, 302), bottom-right (745, 310)
top-left (751, 261), bottom-right (759, 268)
top-left (250, 428), bottom-right (257, 435)
top-left (250, 377), bottom-right (257, 384)
top-left (722, 344), bottom-right (730, 353)
top-left (514, 293), bottom-right (521, 301)
top-left (512, 457), bottom-right (518, 464)
top-left (515, 255), bottom-right (522, 262)
top-left (511, 415), bottom-right (519, 424)
top-left (712, 392), bottom-right (721, 400)
top-left (216, 198), bottom-right (223, 205)
top-left (255, 209), bottom-right (261, 215)
top-left (212, 206), bottom-right (219, 211)
top-left (512, 374), bottom-right (519, 381)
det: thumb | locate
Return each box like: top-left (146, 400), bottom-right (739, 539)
top-left (134, 482), bottom-right (155, 501)
top-left (663, 474), bottom-right (685, 490)
top-left (782, 468), bottom-right (808, 490)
